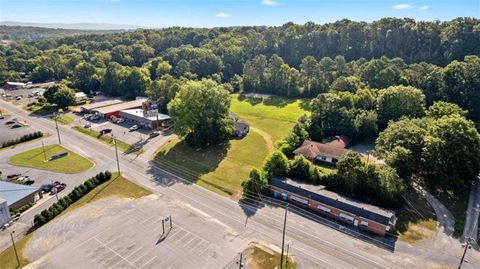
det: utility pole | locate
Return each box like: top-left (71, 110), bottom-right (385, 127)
top-left (51, 180), bottom-right (59, 202)
top-left (41, 139), bottom-right (47, 161)
top-left (54, 113), bottom-right (62, 144)
top-left (285, 241), bottom-right (291, 268)
top-left (10, 231), bottom-right (20, 267)
top-left (280, 204), bottom-right (289, 269)
top-left (237, 252), bottom-right (243, 269)
top-left (458, 238), bottom-right (471, 269)
top-left (111, 134), bottom-right (120, 174)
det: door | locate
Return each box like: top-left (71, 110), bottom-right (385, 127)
top-left (354, 219), bottom-right (359, 227)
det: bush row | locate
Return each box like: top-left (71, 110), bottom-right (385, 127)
top-left (33, 171), bottom-right (112, 226)
top-left (1, 131), bottom-right (43, 148)
top-left (10, 202), bottom-right (33, 216)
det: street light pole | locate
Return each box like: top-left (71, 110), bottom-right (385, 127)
top-left (285, 242), bottom-right (290, 268)
top-left (112, 134), bottom-right (120, 174)
top-left (54, 113), bottom-right (62, 144)
top-left (458, 238), bottom-right (471, 269)
top-left (10, 231), bottom-right (20, 267)
top-left (280, 204), bottom-right (289, 269)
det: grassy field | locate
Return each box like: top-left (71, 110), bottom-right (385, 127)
top-left (0, 233), bottom-right (33, 269)
top-left (51, 114), bottom-right (75, 125)
top-left (154, 94), bottom-right (309, 197)
top-left (246, 246), bottom-right (296, 269)
top-left (72, 126), bottom-right (142, 154)
top-left (0, 173), bottom-right (150, 269)
top-left (9, 144), bottom-right (94, 173)
top-left (396, 186), bottom-right (438, 243)
top-left (62, 172), bottom-right (152, 214)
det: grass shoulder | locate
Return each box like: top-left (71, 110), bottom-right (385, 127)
top-left (246, 245), bottom-right (296, 269)
top-left (72, 126), bottom-right (142, 154)
top-left (51, 114), bottom-right (75, 125)
top-left (0, 233), bottom-right (33, 269)
top-left (8, 144), bottom-right (94, 174)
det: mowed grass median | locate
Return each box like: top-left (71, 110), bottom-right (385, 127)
top-left (9, 144), bottom-right (94, 173)
top-left (155, 94), bottom-right (309, 198)
top-left (72, 126), bottom-right (142, 154)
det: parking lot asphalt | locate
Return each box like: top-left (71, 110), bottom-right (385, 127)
top-left (0, 114), bottom-right (37, 143)
top-left (25, 195), bottom-right (249, 269)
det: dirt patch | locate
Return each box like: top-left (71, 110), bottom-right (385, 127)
top-left (244, 243), bottom-right (296, 269)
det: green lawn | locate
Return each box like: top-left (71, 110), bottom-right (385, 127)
top-left (51, 114), bottom-right (75, 125)
top-left (9, 144), bottom-right (94, 174)
top-left (154, 94), bottom-right (309, 198)
top-left (62, 172), bottom-right (152, 214)
top-left (72, 126), bottom-right (142, 154)
top-left (0, 173), bottom-right (150, 269)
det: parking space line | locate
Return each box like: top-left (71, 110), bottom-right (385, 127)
top-left (140, 215), bottom-right (157, 225)
top-left (74, 237), bottom-right (95, 249)
top-left (130, 251), bottom-right (149, 264)
top-left (93, 237), bottom-right (139, 269)
top-left (124, 246), bottom-right (144, 259)
top-left (139, 256), bottom-right (158, 269)
top-left (181, 236), bottom-right (196, 248)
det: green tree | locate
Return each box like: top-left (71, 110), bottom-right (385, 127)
top-left (330, 76), bottom-right (361, 92)
top-left (241, 168), bottom-right (268, 196)
top-left (168, 79), bottom-right (233, 146)
top-left (146, 75), bottom-right (181, 113)
top-left (44, 84), bottom-right (75, 107)
top-left (427, 101), bottom-right (468, 119)
top-left (377, 85), bottom-right (426, 128)
top-left (263, 151), bottom-right (290, 179)
top-left (289, 155), bottom-right (313, 180)
top-left (71, 62), bottom-right (100, 93)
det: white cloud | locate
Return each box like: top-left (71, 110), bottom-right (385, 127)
top-left (419, 5), bottom-right (429, 11)
top-left (215, 12), bottom-right (231, 18)
top-left (261, 0), bottom-right (280, 6)
top-left (392, 4), bottom-right (413, 10)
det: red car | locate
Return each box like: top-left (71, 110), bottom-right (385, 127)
top-left (51, 183), bottom-right (67, 194)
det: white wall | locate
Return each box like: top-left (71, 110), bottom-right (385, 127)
top-left (0, 200), bottom-right (11, 227)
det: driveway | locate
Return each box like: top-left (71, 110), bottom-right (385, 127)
top-left (462, 177), bottom-right (480, 247)
top-left (412, 182), bottom-right (455, 236)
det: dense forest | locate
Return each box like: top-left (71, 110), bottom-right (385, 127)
top-left (0, 25), bottom-right (124, 41)
top-left (1, 17), bottom-right (479, 121)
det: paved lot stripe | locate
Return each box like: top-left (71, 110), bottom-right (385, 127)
top-left (94, 237), bottom-right (139, 269)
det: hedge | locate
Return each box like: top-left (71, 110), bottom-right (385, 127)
top-left (10, 202), bottom-right (33, 216)
top-left (1, 131), bottom-right (43, 148)
top-left (34, 171), bottom-right (112, 226)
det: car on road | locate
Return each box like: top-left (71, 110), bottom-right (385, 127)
top-left (15, 96), bottom-right (22, 100)
top-left (115, 118), bottom-right (125, 124)
top-left (129, 125), bottom-right (139, 131)
top-left (7, 173), bottom-right (21, 179)
top-left (100, 128), bottom-right (112, 134)
top-left (11, 124), bottom-right (22, 128)
top-left (149, 131), bottom-right (160, 138)
top-left (5, 120), bottom-right (16, 125)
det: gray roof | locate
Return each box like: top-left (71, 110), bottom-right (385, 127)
top-left (271, 178), bottom-right (395, 225)
top-left (0, 181), bottom-right (39, 206)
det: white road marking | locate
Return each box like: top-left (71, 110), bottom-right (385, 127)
top-left (93, 237), bottom-right (139, 269)
top-left (139, 256), bottom-right (158, 269)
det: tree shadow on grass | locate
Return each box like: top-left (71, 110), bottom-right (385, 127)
top-left (85, 174), bottom-right (121, 203)
top-left (147, 140), bottom-right (230, 188)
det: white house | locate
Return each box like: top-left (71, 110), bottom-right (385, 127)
top-left (75, 92), bottom-right (88, 102)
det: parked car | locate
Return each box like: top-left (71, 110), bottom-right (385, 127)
top-left (129, 125), bottom-right (139, 131)
top-left (24, 179), bottom-right (35, 185)
top-left (17, 176), bottom-right (30, 181)
top-left (41, 184), bottom-right (54, 193)
top-left (15, 96), bottom-right (22, 101)
top-left (116, 118), bottom-right (125, 124)
top-left (149, 131), bottom-right (160, 138)
top-left (100, 128), bottom-right (112, 134)
top-left (84, 123), bottom-right (91, 128)
top-left (7, 173), bottom-right (21, 179)
top-left (0, 115), bottom-right (4, 120)
top-left (89, 115), bottom-right (100, 121)
top-left (51, 183), bottom-right (66, 194)
top-left (11, 124), bottom-right (22, 128)
top-left (5, 120), bottom-right (16, 125)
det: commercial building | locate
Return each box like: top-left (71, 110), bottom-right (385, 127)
top-left (0, 198), bottom-right (11, 228)
top-left (75, 92), bottom-right (88, 102)
top-left (0, 181), bottom-right (43, 210)
top-left (293, 135), bottom-right (352, 165)
top-left (2, 82), bottom-right (26, 91)
top-left (119, 109), bottom-right (171, 129)
top-left (93, 98), bottom-right (146, 119)
top-left (270, 178), bottom-right (397, 236)
top-left (80, 99), bottom-right (123, 113)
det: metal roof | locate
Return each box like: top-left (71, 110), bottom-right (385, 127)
top-left (80, 99), bottom-right (124, 111)
top-left (271, 178), bottom-right (395, 225)
top-left (94, 99), bottom-right (146, 115)
top-left (0, 181), bottom-right (39, 206)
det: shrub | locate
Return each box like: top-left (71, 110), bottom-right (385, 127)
top-left (33, 171), bottom-right (112, 228)
top-left (0, 131), bottom-right (44, 148)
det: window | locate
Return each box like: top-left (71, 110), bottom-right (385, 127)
top-left (321, 156), bottom-right (327, 161)
top-left (360, 220), bottom-right (369, 227)
top-left (339, 213), bottom-right (354, 221)
top-left (291, 196), bottom-right (308, 205)
top-left (317, 205), bottom-right (331, 213)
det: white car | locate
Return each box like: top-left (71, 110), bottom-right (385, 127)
top-left (129, 125), bottom-right (139, 131)
top-left (89, 115), bottom-right (100, 121)
top-left (116, 118), bottom-right (125, 124)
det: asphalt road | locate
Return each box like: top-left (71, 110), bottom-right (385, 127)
top-left (462, 177), bottom-right (480, 247)
top-left (1, 99), bottom-right (479, 269)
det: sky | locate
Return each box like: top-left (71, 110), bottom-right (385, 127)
top-left (0, 0), bottom-right (479, 28)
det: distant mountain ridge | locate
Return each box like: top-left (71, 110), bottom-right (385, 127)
top-left (0, 21), bottom-right (141, 30)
